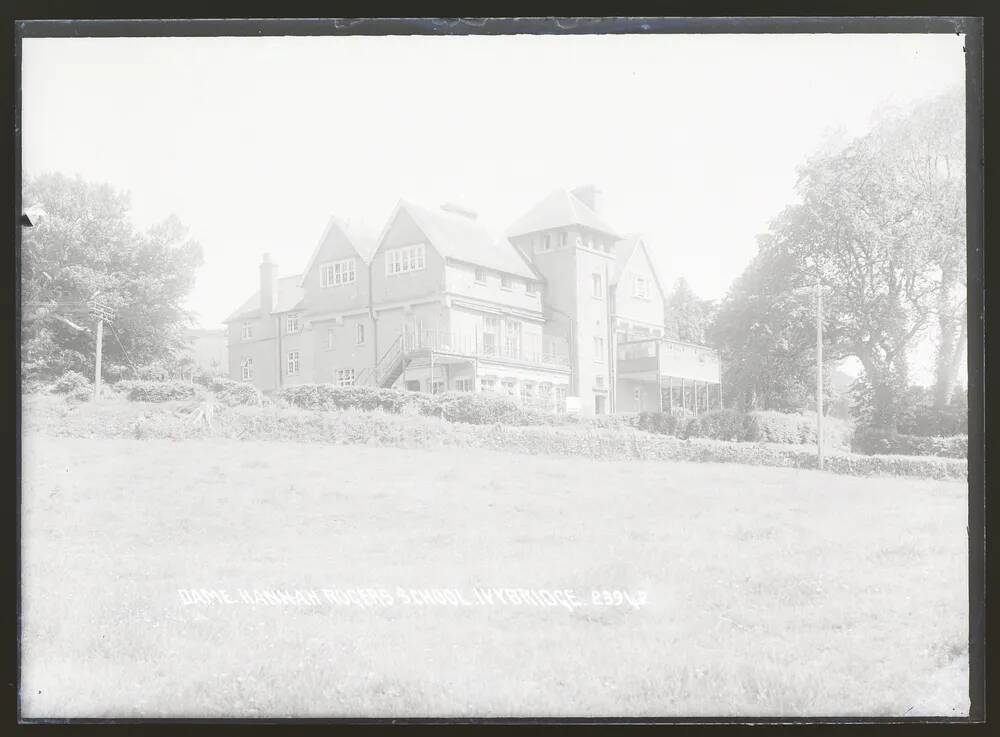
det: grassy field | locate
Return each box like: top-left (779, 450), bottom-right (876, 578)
top-left (20, 433), bottom-right (969, 718)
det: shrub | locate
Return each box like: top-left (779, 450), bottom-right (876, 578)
top-left (852, 427), bottom-right (967, 459)
top-left (51, 370), bottom-right (92, 397)
top-left (209, 377), bottom-right (263, 407)
top-left (117, 379), bottom-right (198, 403)
top-left (435, 391), bottom-right (523, 425)
top-left (897, 404), bottom-right (968, 437)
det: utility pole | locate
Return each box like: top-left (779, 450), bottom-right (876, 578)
top-left (87, 297), bottom-right (114, 401)
top-left (816, 278), bottom-right (824, 471)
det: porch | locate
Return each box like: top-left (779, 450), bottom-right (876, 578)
top-left (616, 337), bottom-right (723, 414)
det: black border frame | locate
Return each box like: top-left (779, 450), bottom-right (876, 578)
top-left (5, 11), bottom-right (989, 732)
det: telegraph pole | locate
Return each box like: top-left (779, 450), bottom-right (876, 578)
top-left (816, 279), bottom-right (824, 471)
top-left (88, 297), bottom-right (114, 401)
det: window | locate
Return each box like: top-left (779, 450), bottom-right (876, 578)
top-left (286, 313), bottom-right (300, 334)
top-left (541, 235), bottom-right (551, 251)
top-left (430, 380), bottom-right (444, 394)
top-left (555, 385), bottom-right (567, 413)
top-left (594, 336), bottom-right (605, 362)
top-left (481, 377), bottom-right (497, 392)
top-left (633, 275), bottom-right (650, 300)
top-left (502, 379), bottom-right (516, 396)
top-left (356, 324), bottom-right (365, 344)
top-left (559, 232), bottom-right (568, 248)
top-left (327, 327), bottom-right (337, 350)
top-left (526, 281), bottom-right (538, 296)
top-left (287, 351), bottom-right (300, 376)
top-left (503, 319), bottom-right (521, 358)
top-left (595, 375), bottom-right (605, 388)
top-left (500, 275), bottom-right (513, 291)
top-left (240, 357), bottom-right (253, 380)
top-left (520, 383), bottom-right (534, 403)
top-left (633, 387), bottom-right (641, 402)
top-left (336, 368), bottom-right (355, 386)
top-left (385, 243), bottom-right (426, 275)
top-left (241, 321), bottom-right (253, 340)
top-left (482, 316), bottom-right (498, 355)
top-left (455, 378), bottom-right (473, 392)
top-left (474, 267), bottom-right (487, 284)
top-left (592, 273), bottom-right (603, 299)
top-left (321, 258), bottom-right (357, 287)
top-left (587, 237), bottom-right (595, 250)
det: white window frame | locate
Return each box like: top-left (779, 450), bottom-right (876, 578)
top-left (287, 350), bottom-right (300, 376)
top-left (455, 378), bottom-right (473, 392)
top-left (592, 273), bottom-right (603, 299)
top-left (356, 324), bottom-right (365, 345)
top-left (241, 321), bottom-right (253, 340)
top-left (327, 327), bottom-right (337, 350)
top-left (500, 275), bottom-right (513, 291)
top-left (240, 357), bottom-right (253, 380)
top-left (321, 258), bottom-right (357, 288)
top-left (336, 368), bottom-right (355, 386)
top-left (286, 312), bottom-right (300, 334)
top-left (474, 267), bottom-right (487, 284)
top-left (385, 243), bottom-right (427, 276)
top-left (541, 235), bottom-right (551, 251)
top-left (633, 275), bottom-right (650, 300)
top-left (526, 281), bottom-right (538, 296)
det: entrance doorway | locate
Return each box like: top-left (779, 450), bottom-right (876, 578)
top-left (594, 394), bottom-right (606, 415)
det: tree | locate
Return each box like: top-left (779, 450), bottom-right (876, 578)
top-left (665, 277), bottom-right (714, 344)
top-left (728, 88), bottom-right (964, 432)
top-left (21, 173), bottom-right (203, 384)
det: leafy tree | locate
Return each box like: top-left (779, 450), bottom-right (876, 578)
top-left (716, 88), bottom-right (963, 431)
top-left (664, 277), bottom-right (715, 344)
top-left (21, 173), bottom-right (203, 384)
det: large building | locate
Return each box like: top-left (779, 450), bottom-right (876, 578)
top-left (224, 186), bottom-right (720, 416)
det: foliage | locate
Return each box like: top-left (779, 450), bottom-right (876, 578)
top-left (20, 173), bottom-right (203, 384)
top-left (636, 408), bottom-right (851, 449)
top-left (24, 395), bottom-right (965, 480)
top-left (664, 277), bottom-right (716, 344)
top-left (49, 370), bottom-right (93, 401)
top-left (208, 377), bottom-right (263, 407)
top-left (710, 88), bottom-right (965, 430)
top-left (851, 428), bottom-right (967, 459)
top-left (117, 379), bottom-right (198, 403)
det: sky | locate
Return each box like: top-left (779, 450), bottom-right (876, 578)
top-left (21, 32), bottom-right (966, 380)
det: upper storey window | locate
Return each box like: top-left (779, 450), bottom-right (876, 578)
top-left (633, 275), bottom-right (650, 300)
top-left (321, 258), bottom-right (356, 287)
top-left (385, 243), bottom-right (426, 276)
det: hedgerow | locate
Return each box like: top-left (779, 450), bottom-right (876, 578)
top-left (22, 396), bottom-right (966, 480)
top-left (116, 379), bottom-right (199, 403)
top-left (851, 427), bottom-right (967, 459)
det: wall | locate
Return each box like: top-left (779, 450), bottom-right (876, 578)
top-left (311, 313), bottom-right (377, 384)
top-left (227, 313), bottom-right (278, 392)
top-left (369, 209), bottom-right (446, 306)
top-left (444, 261), bottom-right (543, 315)
top-left (299, 223), bottom-right (370, 318)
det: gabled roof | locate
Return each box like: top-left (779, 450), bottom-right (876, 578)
top-left (224, 274), bottom-right (305, 323)
top-left (610, 233), bottom-right (665, 298)
top-left (379, 199), bottom-right (541, 280)
top-left (297, 216), bottom-right (377, 287)
top-left (506, 188), bottom-right (621, 239)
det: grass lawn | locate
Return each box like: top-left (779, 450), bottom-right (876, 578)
top-left (20, 433), bottom-right (969, 718)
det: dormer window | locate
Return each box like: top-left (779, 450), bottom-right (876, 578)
top-left (321, 258), bottom-right (356, 287)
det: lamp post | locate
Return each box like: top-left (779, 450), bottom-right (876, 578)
top-left (815, 279), bottom-right (824, 471)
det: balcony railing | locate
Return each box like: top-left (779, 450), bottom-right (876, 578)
top-left (403, 328), bottom-right (570, 368)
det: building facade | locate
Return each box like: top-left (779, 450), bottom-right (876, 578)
top-left (225, 187), bottom-right (720, 416)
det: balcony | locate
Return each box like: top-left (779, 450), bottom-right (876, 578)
top-left (403, 328), bottom-right (570, 369)
top-left (617, 337), bottom-right (721, 384)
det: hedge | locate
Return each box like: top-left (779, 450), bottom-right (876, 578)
top-left (49, 371), bottom-right (93, 401)
top-left (22, 395), bottom-right (966, 480)
top-left (634, 408), bottom-right (852, 449)
top-left (115, 379), bottom-right (199, 403)
top-left (209, 377), bottom-right (263, 407)
top-left (852, 427), bottom-right (967, 459)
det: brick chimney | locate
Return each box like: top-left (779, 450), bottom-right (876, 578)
top-left (571, 184), bottom-right (602, 213)
top-left (260, 253), bottom-right (278, 314)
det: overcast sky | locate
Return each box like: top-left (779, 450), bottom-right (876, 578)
top-left (21, 32), bottom-right (965, 378)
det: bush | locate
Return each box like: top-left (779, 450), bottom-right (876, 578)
top-left (852, 427), bottom-right (967, 459)
top-left (117, 379), bottom-right (198, 403)
top-left (209, 377), bottom-right (263, 407)
top-left (51, 370), bottom-right (92, 398)
top-left (897, 404), bottom-right (968, 437)
top-left (435, 391), bottom-right (523, 424)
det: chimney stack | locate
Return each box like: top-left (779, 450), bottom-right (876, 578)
top-left (571, 184), bottom-right (602, 214)
top-left (440, 202), bottom-right (478, 220)
top-left (260, 253), bottom-right (278, 314)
